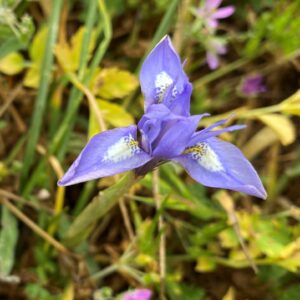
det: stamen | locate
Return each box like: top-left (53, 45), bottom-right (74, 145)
top-left (184, 142), bottom-right (224, 172)
top-left (103, 135), bottom-right (140, 163)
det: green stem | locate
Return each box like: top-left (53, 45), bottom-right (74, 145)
top-left (20, 0), bottom-right (63, 188)
top-left (91, 264), bottom-right (119, 281)
top-left (240, 104), bottom-right (282, 118)
top-left (193, 57), bottom-right (251, 88)
top-left (73, 181), bottom-right (96, 216)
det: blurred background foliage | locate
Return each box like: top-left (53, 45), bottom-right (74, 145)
top-left (1, 0), bottom-right (300, 299)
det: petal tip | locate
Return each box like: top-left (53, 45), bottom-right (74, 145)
top-left (57, 177), bottom-right (67, 187)
top-left (259, 188), bottom-right (268, 200)
top-left (248, 185), bottom-right (267, 200)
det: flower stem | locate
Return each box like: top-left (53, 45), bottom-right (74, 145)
top-left (91, 264), bottom-right (119, 281)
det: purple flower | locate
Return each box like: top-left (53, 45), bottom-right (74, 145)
top-left (197, 0), bottom-right (235, 29)
top-left (58, 36), bottom-right (267, 199)
top-left (122, 289), bottom-right (152, 300)
top-left (241, 75), bottom-right (266, 96)
top-left (206, 38), bottom-right (227, 69)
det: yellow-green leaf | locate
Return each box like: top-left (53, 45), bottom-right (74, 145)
top-left (280, 90), bottom-right (300, 116)
top-left (257, 114), bottom-right (296, 146)
top-left (241, 126), bottom-right (278, 159)
top-left (62, 282), bottom-right (74, 300)
top-left (0, 52), bottom-right (25, 75)
top-left (195, 255), bottom-right (216, 272)
top-left (94, 68), bottom-right (139, 99)
top-left (55, 26), bottom-right (96, 72)
top-left (23, 26), bottom-right (49, 88)
top-left (100, 100), bottom-right (134, 127)
top-left (219, 228), bottom-right (239, 249)
top-left (279, 237), bottom-right (300, 259)
top-left (23, 65), bottom-right (40, 88)
top-left (29, 27), bottom-right (49, 63)
top-left (71, 26), bottom-right (96, 69)
top-left (222, 287), bottom-right (235, 300)
top-left (275, 258), bottom-right (300, 273)
top-left (89, 99), bottom-right (134, 138)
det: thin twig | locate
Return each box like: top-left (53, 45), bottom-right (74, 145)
top-left (0, 198), bottom-right (74, 257)
top-left (35, 144), bottom-right (66, 236)
top-left (119, 198), bottom-right (135, 242)
top-left (0, 83), bottom-right (23, 117)
top-left (8, 105), bottom-right (27, 133)
top-left (230, 213), bottom-right (258, 274)
top-left (67, 74), bottom-right (135, 241)
top-left (67, 72), bottom-right (107, 132)
top-left (36, 144), bottom-right (64, 178)
top-left (218, 192), bottom-right (258, 274)
top-left (0, 189), bottom-right (53, 213)
top-left (153, 168), bottom-right (166, 299)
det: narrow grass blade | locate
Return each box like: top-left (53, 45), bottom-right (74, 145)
top-left (20, 0), bottom-right (63, 188)
top-left (0, 207), bottom-right (18, 280)
top-left (64, 172), bottom-right (135, 247)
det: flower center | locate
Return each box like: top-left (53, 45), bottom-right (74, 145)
top-left (102, 135), bottom-right (140, 163)
top-left (184, 142), bottom-right (224, 171)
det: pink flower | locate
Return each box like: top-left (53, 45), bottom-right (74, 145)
top-left (197, 0), bottom-right (235, 29)
top-left (206, 38), bottom-right (227, 69)
top-left (241, 75), bottom-right (266, 96)
top-left (122, 289), bottom-right (152, 300)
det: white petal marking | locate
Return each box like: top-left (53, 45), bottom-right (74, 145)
top-left (155, 71), bottom-right (177, 102)
top-left (102, 135), bottom-right (141, 163)
top-left (184, 142), bottom-right (224, 172)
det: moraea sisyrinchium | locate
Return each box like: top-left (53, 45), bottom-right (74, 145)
top-left (58, 36), bottom-right (267, 199)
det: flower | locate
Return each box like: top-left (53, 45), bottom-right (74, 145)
top-left (206, 38), bottom-right (227, 69)
top-left (122, 288), bottom-right (152, 300)
top-left (197, 0), bottom-right (235, 29)
top-left (58, 36), bottom-right (267, 199)
top-left (241, 75), bottom-right (266, 96)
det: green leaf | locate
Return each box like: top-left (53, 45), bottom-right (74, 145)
top-left (167, 283), bottom-right (205, 300)
top-left (0, 35), bottom-right (24, 59)
top-left (140, 171), bottom-right (223, 220)
top-left (64, 172), bottom-right (136, 247)
top-left (136, 219), bottom-right (158, 256)
top-left (278, 284), bottom-right (300, 300)
top-left (0, 207), bottom-right (18, 278)
top-left (191, 222), bottom-right (227, 246)
top-left (93, 68), bottom-right (138, 99)
top-left (253, 218), bottom-right (292, 258)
